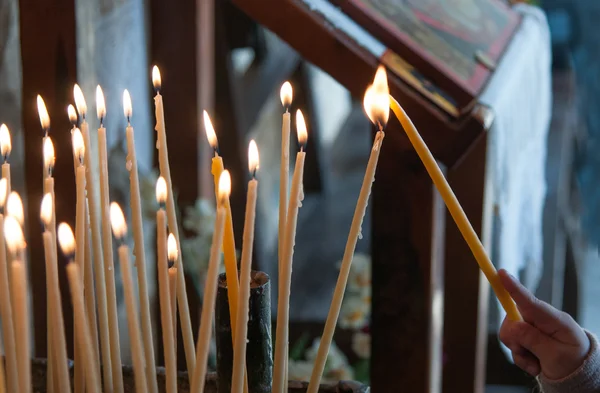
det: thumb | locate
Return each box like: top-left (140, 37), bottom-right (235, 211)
top-left (504, 320), bottom-right (555, 362)
top-left (498, 269), bottom-right (564, 334)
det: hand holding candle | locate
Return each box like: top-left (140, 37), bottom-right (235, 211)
top-left (5, 216), bottom-right (30, 393)
top-left (190, 170), bottom-right (230, 393)
top-left (387, 93), bottom-right (521, 321)
top-left (110, 203), bottom-right (149, 393)
top-left (58, 223), bottom-right (102, 393)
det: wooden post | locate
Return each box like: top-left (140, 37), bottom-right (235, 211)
top-left (371, 120), bottom-right (445, 393)
top-left (18, 0), bottom-right (78, 357)
top-left (442, 130), bottom-right (492, 393)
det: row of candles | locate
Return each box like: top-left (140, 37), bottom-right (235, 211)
top-left (0, 62), bottom-right (521, 393)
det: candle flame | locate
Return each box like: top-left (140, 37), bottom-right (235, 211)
top-left (248, 140), bottom-right (259, 175)
top-left (72, 127), bottom-right (85, 163)
top-left (73, 84), bottom-right (87, 117)
top-left (0, 124), bottom-right (11, 160)
top-left (57, 222), bottom-right (75, 257)
top-left (44, 137), bottom-right (55, 174)
top-left (218, 170), bottom-right (231, 203)
top-left (203, 111), bottom-right (218, 150)
top-left (40, 193), bottom-right (53, 227)
top-left (123, 89), bottom-right (132, 120)
top-left (280, 81), bottom-right (293, 108)
top-left (0, 179), bottom-right (7, 209)
top-left (363, 65), bottom-right (390, 128)
top-left (6, 192), bottom-right (24, 226)
top-left (152, 66), bottom-right (162, 91)
top-left (156, 176), bottom-right (167, 205)
top-left (167, 233), bottom-right (178, 264)
top-left (4, 216), bottom-right (25, 255)
top-left (96, 85), bottom-right (106, 121)
top-left (296, 109), bottom-right (308, 147)
top-left (37, 95), bottom-right (50, 130)
top-left (110, 202), bottom-right (127, 240)
top-left (67, 105), bottom-right (78, 126)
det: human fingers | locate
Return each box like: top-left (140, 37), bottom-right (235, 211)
top-left (512, 347), bottom-right (541, 376)
top-left (499, 319), bottom-right (554, 361)
top-left (498, 269), bottom-right (565, 333)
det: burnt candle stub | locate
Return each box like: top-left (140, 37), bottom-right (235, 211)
top-left (216, 270), bottom-right (272, 393)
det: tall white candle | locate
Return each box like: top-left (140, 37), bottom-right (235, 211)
top-left (307, 76), bottom-right (389, 391)
top-left (152, 67), bottom-right (196, 373)
top-left (0, 180), bottom-right (18, 392)
top-left (190, 171), bottom-right (229, 393)
top-left (273, 110), bottom-right (307, 393)
top-left (156, 178), bottom-right (177, 393)
top-left (41, 195), bottom-right (71, 393)
top-left (231, 141), bottom-right (259, 393)
top-left (58, 223), bottom-right (102, 393)
top-left (84, 83), bottom-right (123, 393)
top-left (123, 90), bottom-right (159, 393)
top-left (110, 203), bottom-right (149, 393)
top-left (5, 217), bottom-right (30, 393)
top-left (279, 82), bottom-right (292, 271)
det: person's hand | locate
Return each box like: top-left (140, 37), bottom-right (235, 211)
top-left (498, 269), bottom-right (590, 380)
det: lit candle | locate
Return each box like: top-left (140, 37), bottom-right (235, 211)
top-left (0, 124), bottom-right (11, 196)
top-left (152, 66), bottom-right (196, 373)
top-left (58, 223), bottom-right (102, 393)
top-left (123, 90), bottom-right (159, 393)
top-left (273, 110), bottom-right (307, 393)
top-left (190, 170), bottom-right (229, 393)
top-left (72, 127), bottom-right (87, 393)
top-left (387, 93), bottom-right (522, 321)
top-left (156, 177), bottom-right (177, 393)
top-left (231, 141), bottom-right (259, 393)
top-left (0, 179), bottom-right (18, 392)
top-left (203, 111), bottom-right (240, 335)
top-left (42, 137), bottom-right (59, 393)
top-left (41, 195), bottom-right (71, 393)
top-left (307, 69), bottom-right (388, 393)
top-left (279, 82), bottom-right (292, 270)
top-left (37, 95), bottom-right (50, 180)
top-left (167, 236), bottom-right (178, 361)
top-left (82, 83), bottom-right (124, 393)
top-left (110, 203), bottom-right (149, 393)
top-left (5, 216), bottom-right (30, 393)
top-left (93, 86), bottom-right (115, 392)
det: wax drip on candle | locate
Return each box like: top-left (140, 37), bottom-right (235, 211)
top-left (73, 84), bottom-right (87, 121)
top-left (203, 110), bottom-right (219, 156)
top-left (152, 66), bottom-right (162, 94)
top-left (37, 95), bottom-right (50, 135)
top-left (96, 85), bottom-right (106, 126)
top-left (280, 81), bottom-right (293, 113)
top-left (57, 223), bottom-right (76, 262)
top-left (44, 137), bottom-right (55, 177)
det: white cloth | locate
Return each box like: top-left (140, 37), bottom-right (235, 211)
top-left (480, 4), bottom-right (552, 312)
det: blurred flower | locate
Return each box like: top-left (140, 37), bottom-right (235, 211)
top-left (326, 366), bottom-right (354, 382)
top-left (288, 359), bottom-right (314, 381)
top-left (307, 338), bottom-right (349, 373)
top-left (339, 297), bottom-right (369, 329)
top-left (352, 331), bottom-right (370, 359)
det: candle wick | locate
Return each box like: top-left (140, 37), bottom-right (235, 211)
top-left (2, 154), bottom-right (8, 164)
top-left (100, 117), bottom-right (104, 127)
top-left (127, 117), bottom-right (131, 125)
top-left (252, 169), bottom-right (257, 179)
top-left (155, 87), bottom-right (161, 94)
top-left (285, 106), bottom-right (290, 114)
top-left (214, 146), bottom-right (220, 157)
